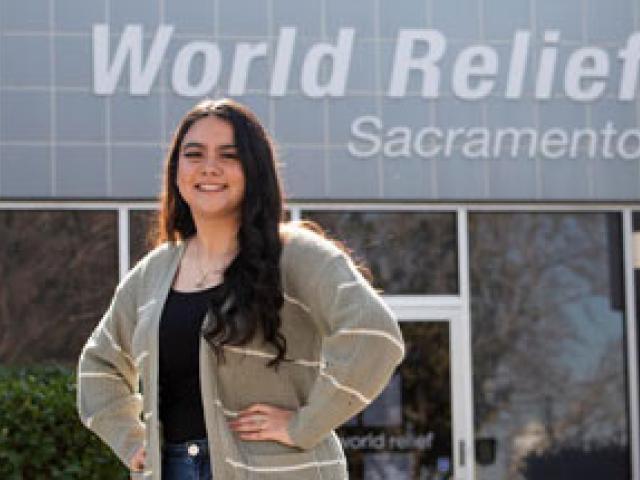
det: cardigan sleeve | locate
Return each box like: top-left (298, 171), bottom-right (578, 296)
top-left (285, 239), bottom-right (405, 450)
top-left (76, 277), bottom-right (145, 469)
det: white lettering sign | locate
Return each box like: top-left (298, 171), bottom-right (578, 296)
top-left (349, 116), bottom-right (640, 160)
top-left (93, 24), bottom-right (640, 101)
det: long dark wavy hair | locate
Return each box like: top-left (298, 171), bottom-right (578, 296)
top-left (151, 97), bottom-right (288, 367)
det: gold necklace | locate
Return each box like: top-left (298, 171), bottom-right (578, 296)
top-left (193, 238), bottom-right (238, 288)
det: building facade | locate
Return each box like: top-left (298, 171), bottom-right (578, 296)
top-left (0, 1), bottom-right (638, 478)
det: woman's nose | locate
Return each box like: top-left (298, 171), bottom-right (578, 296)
top-left (202, 157), bottom-right (223, 173)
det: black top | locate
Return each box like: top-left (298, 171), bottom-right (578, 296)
top-left (158, 282), bottom-right (224, 443)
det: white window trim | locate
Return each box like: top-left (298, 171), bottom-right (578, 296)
top-left (624, 209), bottom-right (640, 480)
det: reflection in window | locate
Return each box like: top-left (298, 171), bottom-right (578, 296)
top-left (469, 212), bottom-right (630, 479)
top-left (0, 210), bottom-right (118, 365)
top-left (338, 322), bottom-right (453, 479)
top-left (364, 452), bottom-right (414, 480)
top-left (129, 209), bottom-right (156, 267)
top-left (301, 211), bottom-right (458, 294)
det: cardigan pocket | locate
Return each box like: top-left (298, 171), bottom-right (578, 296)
top-left (215, 347), bottom-right (304, 412)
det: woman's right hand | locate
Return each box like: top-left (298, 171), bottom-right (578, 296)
top-left (129, 445), bottom-right (146, 475)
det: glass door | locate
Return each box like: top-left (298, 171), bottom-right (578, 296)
top-left (337, 297), bottom-right (470, 480)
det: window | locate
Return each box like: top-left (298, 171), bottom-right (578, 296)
top-left (129, 209), bottom-right (157, 267)
top-left (301, 211), bottom-right (458, 294)
top-left (469, 212), bottom-right (630, 479)
top-left (0, 210), bottom-right (118, 365)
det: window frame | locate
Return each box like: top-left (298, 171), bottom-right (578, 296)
top-left (1, 199), bottom-right (637, 480)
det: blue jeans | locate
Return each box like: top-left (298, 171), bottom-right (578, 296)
top-left (161, 438), bottom-right (213, 480)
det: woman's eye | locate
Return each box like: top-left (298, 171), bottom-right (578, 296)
top-left (182, 152), bottom-right (238, 163)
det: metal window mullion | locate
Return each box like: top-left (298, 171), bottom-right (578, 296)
top-left (118, 206), bottom-right (130, 280)
top-left (289, 202), bottom-right (640, 212)
top-left (0, 200), bottom-right (157, 210)
top-left (458, 207), bottom-right (476, 480)
top-left (289, 205), bottom-right (302, 222)
top-left (623, 209), bottom-right (639, 480)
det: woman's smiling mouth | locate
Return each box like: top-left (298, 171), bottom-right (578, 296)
top-left (195, 183), bottom-right (227, 192)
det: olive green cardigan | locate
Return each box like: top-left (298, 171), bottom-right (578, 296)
top-left (76, 224), bottom-right (405, 479)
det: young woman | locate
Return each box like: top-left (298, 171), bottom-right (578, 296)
top-left (77, 98), bottom-right (405, 480)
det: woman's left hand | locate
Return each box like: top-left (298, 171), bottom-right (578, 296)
top-left (228, 403), bottom-right (295, 447)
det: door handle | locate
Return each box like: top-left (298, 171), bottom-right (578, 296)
top-left (459, 439), bottom-right (466, 466)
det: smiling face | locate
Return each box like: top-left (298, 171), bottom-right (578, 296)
top-left (176, 115), bottom-right (246, 222)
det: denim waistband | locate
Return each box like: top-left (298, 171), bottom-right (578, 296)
top-left (162, 438), bottom-right (209, 457)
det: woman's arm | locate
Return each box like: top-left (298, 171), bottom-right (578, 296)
top-left (285, 235), bottom-right (406, 450)
top-left (76, 276), bottom-right (145, 469)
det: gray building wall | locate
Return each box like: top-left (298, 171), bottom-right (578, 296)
top-left (0, 0), bottom-right (639, 201)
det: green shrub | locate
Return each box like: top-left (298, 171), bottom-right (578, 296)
top-left (0, 365), bottom-right (128, 479)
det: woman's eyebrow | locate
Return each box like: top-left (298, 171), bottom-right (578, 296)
top-left (218, 143), bottom-right (238, 151)
top-left (182, 141), bottom-right (205, 151)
